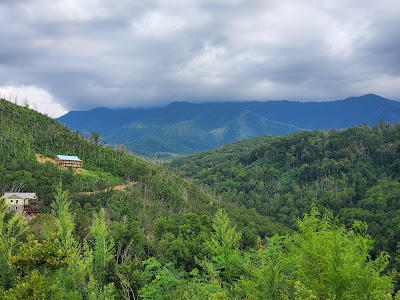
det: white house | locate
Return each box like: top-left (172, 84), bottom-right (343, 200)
top-left (3, 192), bottom-right (39, 216)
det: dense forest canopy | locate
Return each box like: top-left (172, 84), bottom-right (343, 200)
top-left (1, 99), bottom-right (400, 298)
top-left (170, 124), bottom-right (400, 258)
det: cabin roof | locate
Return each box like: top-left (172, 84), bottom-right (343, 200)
top-left (4, 193), bottom-right (37, 199)
top-left (56, 155), bottom-right (82, 161)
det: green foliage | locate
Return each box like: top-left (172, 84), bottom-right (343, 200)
top-left (235, 235), bottom-right (291, 300)
top-left (1, 185), bottom-right (119, 299)
top-left (170, 124), bottom-right (400, 260)
top-left (2, 270), bottom-right (57, 300)
top-left (86, 276), bottom-right (116, 300)
top-left (1, 99), bottom-right (399, 298)
top-left (0, 99), bottom-right (158, 206)
top-left (51, 184), bottom-right (75, 250)
top-left (27, 213), bottom-right (57, 241)
top-left (138, 207), bottom-right (395, 299)
top-left (139, 257), bottom-right (184, 299)
top-left (0, 199), bottom-right (28, 289)
top-left (102, 104), bottom-right (300, 158)
top-left (290, 207), bottom-right (393, 299)
top-left (207, 209), bottom-right (243, 285)
top-left (152, 213), bottom-right (211, 271)
top-left (9, 234), bottom-right (71, 276)
top-left (89, 208), bottom-right (115, 286)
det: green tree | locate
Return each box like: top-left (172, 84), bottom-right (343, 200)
top-left (290, 207), bottom-right (394, 299)
top-left (139, 257), bottom-right (184, 300)
top-left (0, 199), bottom-right (27, 289)
top-left (51, 184), bottom-right (75, 250)
top-left (91, 131), bottom-right (101, 145)
top-left (235, 236), bottom-right (291, 300)
top-left (86, 208), bottom-right (116, 299)
top-left (207, 209), bottom-right (243, 286)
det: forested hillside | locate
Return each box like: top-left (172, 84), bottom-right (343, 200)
top-left (170, 124), bottom-right (400, 264)
top-left (0, 98), bottom-right (157, 206)
top-left (1, 99), bottom-right (399, 298)
top-left (0, 99), bottom-right (294, 298)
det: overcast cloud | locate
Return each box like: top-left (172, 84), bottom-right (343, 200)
top-left (1, 0), bottom-right (399, 117)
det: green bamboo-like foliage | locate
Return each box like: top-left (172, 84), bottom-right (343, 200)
top-left (0, 199), bottom-right (27, 289)
top-left (51, 184), bottom-right (75, 250)
top-left (207, 209), bottom-right (242, 285)
top-left (90, 208), bottom-right (115, 286)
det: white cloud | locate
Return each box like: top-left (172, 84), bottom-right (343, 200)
top-left (19, 0), bottom-right (109, 22)
top-left (0, 0), bottom-right (399, 111)
top-left (131, 11), bottom-right (185, 37)
top-left (173, 43), bottom-right (230, 85)
top-left (0, 85), bottom-right (68, 118)
top-left (349, 75), bottom-right (400, 100)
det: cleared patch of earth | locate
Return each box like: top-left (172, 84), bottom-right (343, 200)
top-left (79, 182), bottom-right (137, 195)
top-left (35, 153), bottom-right (56, 164)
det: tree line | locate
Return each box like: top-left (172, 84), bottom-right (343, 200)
top-left (1, 188), bottom-right (398, 299)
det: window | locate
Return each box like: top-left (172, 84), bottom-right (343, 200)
top-left (15, 207), bottom-right (18, 210)
top-left (10, 200), bottom-right (13, 203)
top-left (16, 200), bottom-right (18, 204)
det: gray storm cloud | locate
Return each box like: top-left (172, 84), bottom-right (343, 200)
top-left (1, 0), bottom-right (399, 116)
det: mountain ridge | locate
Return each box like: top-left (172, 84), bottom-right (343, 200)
top-left (58, 94), bottom-right (400, 157)
top-left (1, 97), bottom-right (399, 297)
top-left (104, 105), bottom-right (301, 157)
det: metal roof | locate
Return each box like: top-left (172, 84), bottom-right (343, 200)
top-left (4, 193), bottom-right (37, 199)
top-left (56, 155), bottom-right (82, 161)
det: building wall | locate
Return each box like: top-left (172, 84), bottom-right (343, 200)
top-left (6, 200), bottom-right (25, 215)
top-left (56, 158), bottom-right (81, 169)
top-left (4, 195), bottom-right (39, 217)
top-left (6, 197), bottom-right (24, 206)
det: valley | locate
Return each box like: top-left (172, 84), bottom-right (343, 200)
top-left (58, 94), bottom-right (400, 158)
top-left (0, 98), bottom-right (399, 298)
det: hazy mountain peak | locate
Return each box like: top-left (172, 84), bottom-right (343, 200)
top-left (58, 95), bottom-right (400, 158)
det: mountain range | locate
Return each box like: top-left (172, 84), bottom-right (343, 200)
top-left (1, 97), bottom-right (399, 297)
top-left (58, 94), bottom-right (400, 157)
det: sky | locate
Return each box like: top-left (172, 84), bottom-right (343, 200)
top-left (1, 0), bottom-right (400, 117)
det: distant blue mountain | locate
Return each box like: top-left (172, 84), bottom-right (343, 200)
top-left (58, 107), bottom-right (162, 134)
top-left (57, 94), bottom-right (400, 157)
top-left (105, 106), bottom-right (301, 156)
top-left (228, 94), bottom-right (400, 129)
